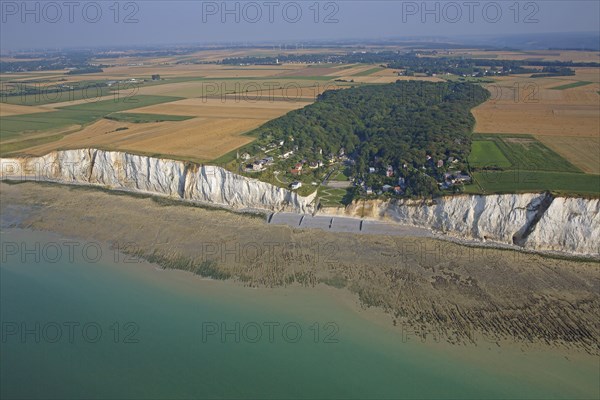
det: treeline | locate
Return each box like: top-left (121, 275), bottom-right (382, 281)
top-left (250, 81), bottom-right (489, 197)
top-left (530, 66), bottom-right (576, 78)
top-left (221, 51), bottom-right (597, 77)
top-left (66, 67), bottom-right (104, 75)
top-left (0, 51), bottom-right (105, 73)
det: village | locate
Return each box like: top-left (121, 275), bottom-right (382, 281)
top-left (240, 136), bottom-right (473, 205)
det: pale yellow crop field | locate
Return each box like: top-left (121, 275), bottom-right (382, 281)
top-left (20, 117), bottom-right (262, 161)
top-left (126, 97), bottom-right (307, 118)
top-left (536, 135), bottom-right (600, 174)
top-left (0, 103), bottom-right (53, 117)
top-left (473, 69), bottom-right (600, 172)
top-left (134, 79), bottom-right (332, 99)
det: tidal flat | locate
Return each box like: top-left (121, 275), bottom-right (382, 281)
top-left (1, 182), bottom-right (599, 396)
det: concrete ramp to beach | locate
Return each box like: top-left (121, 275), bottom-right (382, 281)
top-left (269, 212), bottom-right (303, 226)
top-left (299, 215), bottom-right (333, 230)
top-left (268, 212), bottom-right (432, 238)
top-left (361, 220), bottom-right (431, 237)
top-left (330, 217), bottom-right (362, 233)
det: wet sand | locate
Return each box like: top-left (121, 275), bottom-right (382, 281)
top-left (1, 181), bottom-right (599, 355)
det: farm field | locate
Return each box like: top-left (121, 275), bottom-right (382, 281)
top-left (472, 68), bottom-right (600, 177)
top-left (1, 95), bottom-right (182, 144)
top-left (469, 134), bottom-right (580, 172)
top-left (126, 97), bottom-right (308, 119)
top-left (2, 49), bottom-right (598, 198)
top-left (550, 81), bottom-right (593, 90)
top-left (468, 170), bottom-right (600, 196)
top-left (104, 113), bottom-right (194, 123)
top-left (0, 60), bottom-right (376, 159)
top-left (436, 50), bottom-right (600, 63)
top-left (468, 140), bottom-right (512, 168)
top-left (1, 86), bottom-right (114, 106)
top-left (0, 103), bottom-right (52, 117)
top-left (467, 133), bottom-right (598, 195)
top-left (536, 135), bottom-right (600, 174)
top-left (134, 78), bottom-right (341, 99)
top-left (472, 73), bottom-right (600, 137)
top-left (13, 116), bottom-right (262, 162)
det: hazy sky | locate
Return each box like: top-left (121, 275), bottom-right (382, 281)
top-left (1, 1), bottom-right (599, 50)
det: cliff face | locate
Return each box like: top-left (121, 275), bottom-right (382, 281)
top-left (1, 149), bottom-right (598, 256)
top-left (525, 197), bottom-right (600, 255)
top-left (0, 149), bottom-right (316, 214)
top-left (318, 193), bottom-right (599, 257)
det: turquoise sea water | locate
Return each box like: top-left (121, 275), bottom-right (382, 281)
top-left (1, 229), bottom-right (598, 399)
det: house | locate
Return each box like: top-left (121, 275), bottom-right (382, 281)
top-left (252, 162), bottom-right (264, 171)
top-left (394, 186), bottom-right (403, 195)
top-left (437, 160), bottom-right (444, 168)
top-left (294, 162), bottom-right (303, 171)
top-left (309, 161), bottom-right (319, 169)
top-left (369, 167), bottom-right (376, 174)
top-left (365, 187), bottom-right (373, 195)
top-left (281, 151), bottom-right (294, 159)
top-left (290, 181), bottom-right (302, 190)
top-left (398, 177), bottom-right (407, 189)
top-left (455, 173), bottom-right (471, 183)
top-left (439, 181), bottom-right (451, 190)
top-left (386, 165), bottom-right (394, 177)
top-left (382, 184), bottom-right (393, 192)
top-left (240, 153), bottom-right (251, 161)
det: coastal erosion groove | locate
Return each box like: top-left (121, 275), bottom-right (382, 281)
top-left (1, 149), bottom-right (598, 257)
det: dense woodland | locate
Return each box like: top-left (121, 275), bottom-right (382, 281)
top-left (250, 81), bottom-right (489, 197)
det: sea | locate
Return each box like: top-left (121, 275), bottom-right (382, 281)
top-left (1, 228), bottom-right (598, 399)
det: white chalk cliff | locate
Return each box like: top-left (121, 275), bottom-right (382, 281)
top-left (1, 149), bottom-right (598, 256)
top-left (0, 149), bottom-right (316, 214)
top-left (318, 194), bottom-right (599, 256)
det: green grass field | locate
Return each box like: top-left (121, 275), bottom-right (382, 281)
top-left (549, 81), bottom-right (593, 90)
top-left (467, 134), bottom-right (596, 195)
top-left (331, 168), bottom-right (351, 181)
top-left (318, 187), bottom-right (352, 207)
top-left (470, 134), bottom-right (581, 172)
top-left (105, 113), bottom-right (193, 123)
top-left (469, 140), bottom-right (512, 168)
top-left (468, 171), bottom-right (600, 196)
top-left (58, 95), bottom-right (182, 113)
top-left (352, 67), bottom-right (385, 77)
top-left (1, 86), bottom-right (113, 106)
